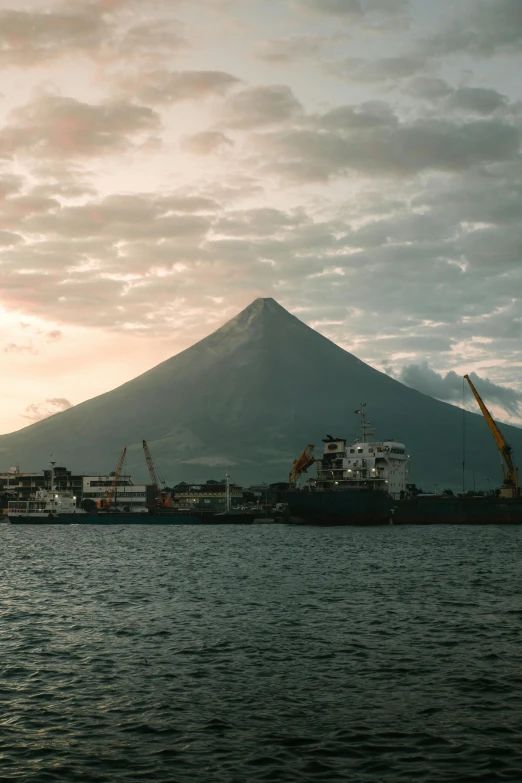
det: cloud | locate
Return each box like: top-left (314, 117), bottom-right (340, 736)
top-left (412, 164), bottom-right (522, 226)
top-left (0, 5), bottom-right (107, 67)
top-left (329, 55), bottom-right (426, 84)
top-left (397, 363), bottom-right (522, 420)
top-left (255, 34), bottom-right (330, 64)
top-left (0, 188), bottom-right (224, 330)
top-left (365, 0), bottom-right (409, 13)
top-left (0, 231), bottom-right (23, 246)
top-left (22, 163), bottom-right (99, 200)
top-left (47, 330), bottom-right (62, 342)
top-left (404, 81), bottom-right (512, 115)
top-left (4, 342), bottom-right (38, 355)
top-left (112, 19), bottom-right (187, 61)
top-left (425, 0), bottom-right (522, 57)
top-left (20, 193), bottom-right (212, 243)
top-left (0, 196), bottom-right (60, 226)
top-left (0, 95), bottom-right (160, 159)
top-left (0, 4), bottom-right (187, 68)
top-left (0, 169), bottom-right (521, 397)
top-left (403, 77), bottom-right (453, 101)
top-left (297, 0), bottom-right (363, 16)
top-left (448, 87), bottom-right (508, 115)
top-left (160, 195), bottom-right (220, 213)
top-left (0, 174), bottom-right (24, 197)
top-left (182, 456), bottom-right (238, 467)
top-left (346, 212), bottom-right (448, 247)
top-left (296, 0), bottom-right (409, 22)
top-left (114, 69), bottom-right (241, 104)
top-left (317, 101), bottom-right (398, 130)
top-left (213, 207), bottom-right (305, 237)
top-left (0, 0), bottom-right (521, 407)
top-left (220, 85), bottom-right (303, 129)
top-left (2, 325), bottom-right (62, 355)
top-left (181, 131), bottom-right (234, 155)
top-left (22, 398), bottom-right (73, 422)
top-left (254, 111), bottom-right (520, 180)
top-left (457, 224), bottom-right (522, 270)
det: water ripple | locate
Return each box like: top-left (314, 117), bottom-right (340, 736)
top-left (1, 524), bottom-right (522, 781)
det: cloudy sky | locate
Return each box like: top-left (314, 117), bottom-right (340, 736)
top-left (1, 0), bottom-right (522, 433)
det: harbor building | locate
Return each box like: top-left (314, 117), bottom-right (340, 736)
top-left (82, 475), bottom-right (149, 512)
top-left (171, 479), bottom-right (243, 512)
top-left (245, 482), bottom-right (289, 508)
top-left (0, 464), bottom-right (150, 512)
top-left (0, 465), bottom-right (84, 502)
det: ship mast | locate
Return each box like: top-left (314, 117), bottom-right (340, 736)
top-left (357, 403), bottom-right (374, 443)
top-left (225, 472), bottom-right (231, 512)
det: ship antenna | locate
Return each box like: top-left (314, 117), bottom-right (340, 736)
top-left (358, 403), bottom-right (374, 443)
top-left (50, 457), bottom-right (56, 494)
top-left (462, 377), bottom-right (466, 494)
top-left (225, 470), bottom-right (231, 512)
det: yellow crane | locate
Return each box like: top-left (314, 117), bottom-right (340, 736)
top-left (289, 444), bottom-right (316, 488)
top-left (464, 375), bottom-right (519, 498)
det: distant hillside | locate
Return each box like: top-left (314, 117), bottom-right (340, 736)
top-left (1, 297), bottom-right (520, 491)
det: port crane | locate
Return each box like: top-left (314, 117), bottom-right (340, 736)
top-left (289, 444), bottom-right (316, 488)
top-left (142, 440), bottom-right (172, 508)
top-left (464, 374), bottom-right (519, 498)
top-left (100, 446), bottom-right (127, 510)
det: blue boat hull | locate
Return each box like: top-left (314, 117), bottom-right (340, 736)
top-left (8, 516), bottom-right (70, 525)
top-left (8, 513), bottom-right (203, 525)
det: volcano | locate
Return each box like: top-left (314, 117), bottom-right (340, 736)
top-left (1, 297), bottom-right (520, 490)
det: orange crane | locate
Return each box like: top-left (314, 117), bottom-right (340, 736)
top-left (289, 444), bottom-right (316, 488)
top-left (464, 374), bottom-right (519, 498)
top-left (142, 440), bottom-right (172, 508)
top-left (99, 446), bottom-right (127, 510)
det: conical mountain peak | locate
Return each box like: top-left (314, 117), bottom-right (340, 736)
top-left (197, 296), bottom-right (308, 353)
top-left (250, 296), bottom-right (288, 313)
top-left (2, 297), bottom-right (522, 491)
top-left (223, 296), bottom-right (296, 327)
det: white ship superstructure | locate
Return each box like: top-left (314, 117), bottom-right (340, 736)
top-left (8, 487), bottom-right (83, 521)
top-left (315, 404), bottom-right (409, 499)
top-left (8, 462), bottom-right (85, 521)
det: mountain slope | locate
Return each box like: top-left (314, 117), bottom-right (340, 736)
top-left (1, 297), bottom-right (520, 490)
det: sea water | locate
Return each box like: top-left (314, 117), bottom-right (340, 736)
top-left (2, 523), bottom-right (522, 782)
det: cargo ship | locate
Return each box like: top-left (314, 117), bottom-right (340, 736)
top-left (286, 405), bottom-right (408, 525)
top-left (7, 493), bottom-right (261, 524)
top-left (7, 461), bottom-right (257, 525)
top-left (8, 488), bottom-right (81, 525)
top-left (7, 489), bottom-right (203, 525)
top-left (286, 376), bottom-right (522, 526)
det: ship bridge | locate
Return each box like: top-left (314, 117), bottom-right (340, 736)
top-left (317, 435), bottom-right (409, 499)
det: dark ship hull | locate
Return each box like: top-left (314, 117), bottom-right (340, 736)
top-left (393, 495), bottom-right (522, 525)
top-left (286, 488), bottom-right (395, 526)
top-left (139, 508), bottom-right (259, 524)
top-left (286, 490), bottom-right (522, 526)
